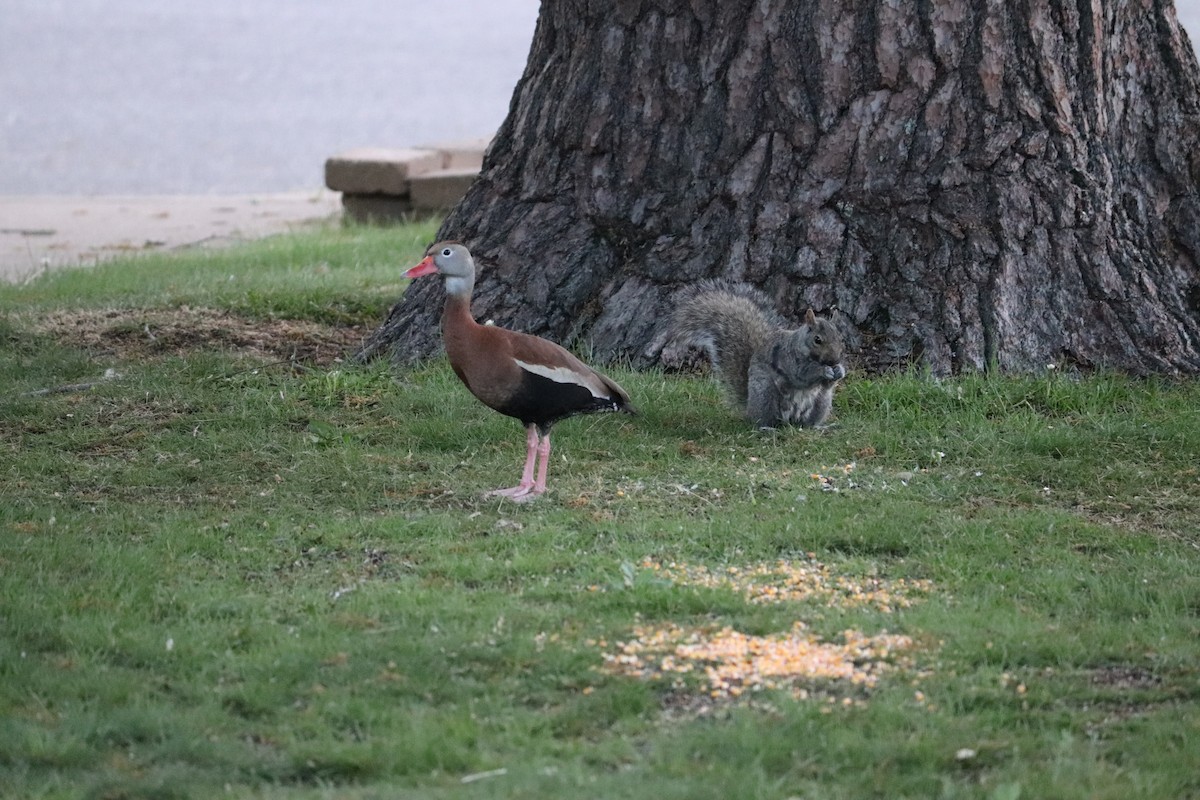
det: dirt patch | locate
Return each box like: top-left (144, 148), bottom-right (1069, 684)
top-left (1090, 665), bottom-right (1162, 690)
top-left (31, 307), bottom-right (367, 366)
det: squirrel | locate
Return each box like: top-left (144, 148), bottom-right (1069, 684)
top-left (667, 280), bottom-right (847, 428)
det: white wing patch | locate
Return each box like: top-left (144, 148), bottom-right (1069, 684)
top-left (514, 358), bottom-right (608, 398)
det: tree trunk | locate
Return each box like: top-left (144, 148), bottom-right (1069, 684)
top-left (356, 0), bottom-right (1200, 376)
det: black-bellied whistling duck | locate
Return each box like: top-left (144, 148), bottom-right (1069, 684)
top-left (404, 241), bottom-right (635, 501)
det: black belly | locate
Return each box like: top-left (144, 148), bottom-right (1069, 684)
top-left (491, 370), bottom-right (619, 430)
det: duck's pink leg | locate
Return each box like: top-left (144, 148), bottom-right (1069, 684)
top-left (510, 432), bottom-right (551, 502)
top-left (486, 425), bottom-right (540, 498)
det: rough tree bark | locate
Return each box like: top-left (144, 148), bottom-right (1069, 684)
top-left (356, 0), bottom-right (1200, 376)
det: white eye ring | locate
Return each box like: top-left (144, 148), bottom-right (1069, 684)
top-left (441, 248), bottom-right (453, 257)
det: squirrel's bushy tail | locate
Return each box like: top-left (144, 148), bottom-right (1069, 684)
top-left (668, 280), bottom-right (785, 407)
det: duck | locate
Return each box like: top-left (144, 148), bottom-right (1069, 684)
top-left (403, 241), bottom-right (635, 501)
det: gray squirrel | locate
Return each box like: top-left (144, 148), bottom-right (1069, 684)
top-left (667, 280), bottom-right (847, 428)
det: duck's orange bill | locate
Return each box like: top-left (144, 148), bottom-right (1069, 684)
top-left (404, 256), bottom-right (438, 278)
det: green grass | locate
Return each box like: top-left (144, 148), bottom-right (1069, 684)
top-left (2, 221), bottom-right (1199, 799)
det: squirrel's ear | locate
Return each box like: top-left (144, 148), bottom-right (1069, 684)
top-left (804, 308), bottom-right (817, 326)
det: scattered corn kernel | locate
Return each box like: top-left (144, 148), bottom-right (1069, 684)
top-left (594, 558), bottom-right (933, 706)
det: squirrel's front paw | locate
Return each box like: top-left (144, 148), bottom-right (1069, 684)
top-left (823, 364), bottom-right (847, 381)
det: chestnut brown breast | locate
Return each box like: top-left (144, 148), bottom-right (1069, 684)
top-left (441, 295), bottom-right (631, 428)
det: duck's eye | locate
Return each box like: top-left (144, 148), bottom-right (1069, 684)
top-left (441, 248), bottom-right (453, 257)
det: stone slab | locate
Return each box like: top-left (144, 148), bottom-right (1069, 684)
top-left (341, 193), bottom-right (416, 225)
top-left (417, 137), bottom-right (492, 170)
top-left (409, 168), bottom-right (480, 212)
top-left (323, 147), bottom-right (442, 195)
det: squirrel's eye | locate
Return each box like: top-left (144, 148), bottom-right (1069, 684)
top-left (441, 248), bottom-right (453, 257)
top-left (813, 335), bottom-right (824, 345)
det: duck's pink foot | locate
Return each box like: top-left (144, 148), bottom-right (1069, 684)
top-left (507, 486), bottom-right (546, 502)
top-left (485, 484), bottom-right (534, 499)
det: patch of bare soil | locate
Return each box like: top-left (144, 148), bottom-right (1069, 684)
top-left (1082, 666), bottom-right (1174, 727)
top-left (1090, 665), bottom-right (1162, 690)
top-left (32, 307), bottom-right (367, 366)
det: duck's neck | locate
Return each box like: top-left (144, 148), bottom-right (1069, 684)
top-left (444, 274), bottom-right (474, 299)
top-left (442, 278), bottom-right (477, 331)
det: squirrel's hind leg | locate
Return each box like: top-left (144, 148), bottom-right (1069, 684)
top-left (745, 362), bottom-right (784, 427)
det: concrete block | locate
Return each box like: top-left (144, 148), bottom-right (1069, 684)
top-left (409, 168), bottom-right (479, 212)
top-left (418, 137), bottom-right (492, 170)
top-left (324, 147), bottom-right (442, 195)
top-left (341, 193), bottom-right (414, 224)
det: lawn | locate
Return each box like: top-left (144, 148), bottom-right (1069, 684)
top-left (1, 221), bottom-right (1198, 799)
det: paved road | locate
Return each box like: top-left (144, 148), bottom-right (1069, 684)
top-left (1182, 2), bottom-right (1200, 53)
top-left (0, 192), bottom-right (344, 283)
top-left (2, 1), bottom-right (1199, 196)
top-left (2, 1), bottom-right (1198, 284)
top-left (0, 0), bottom-right (539, 195)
